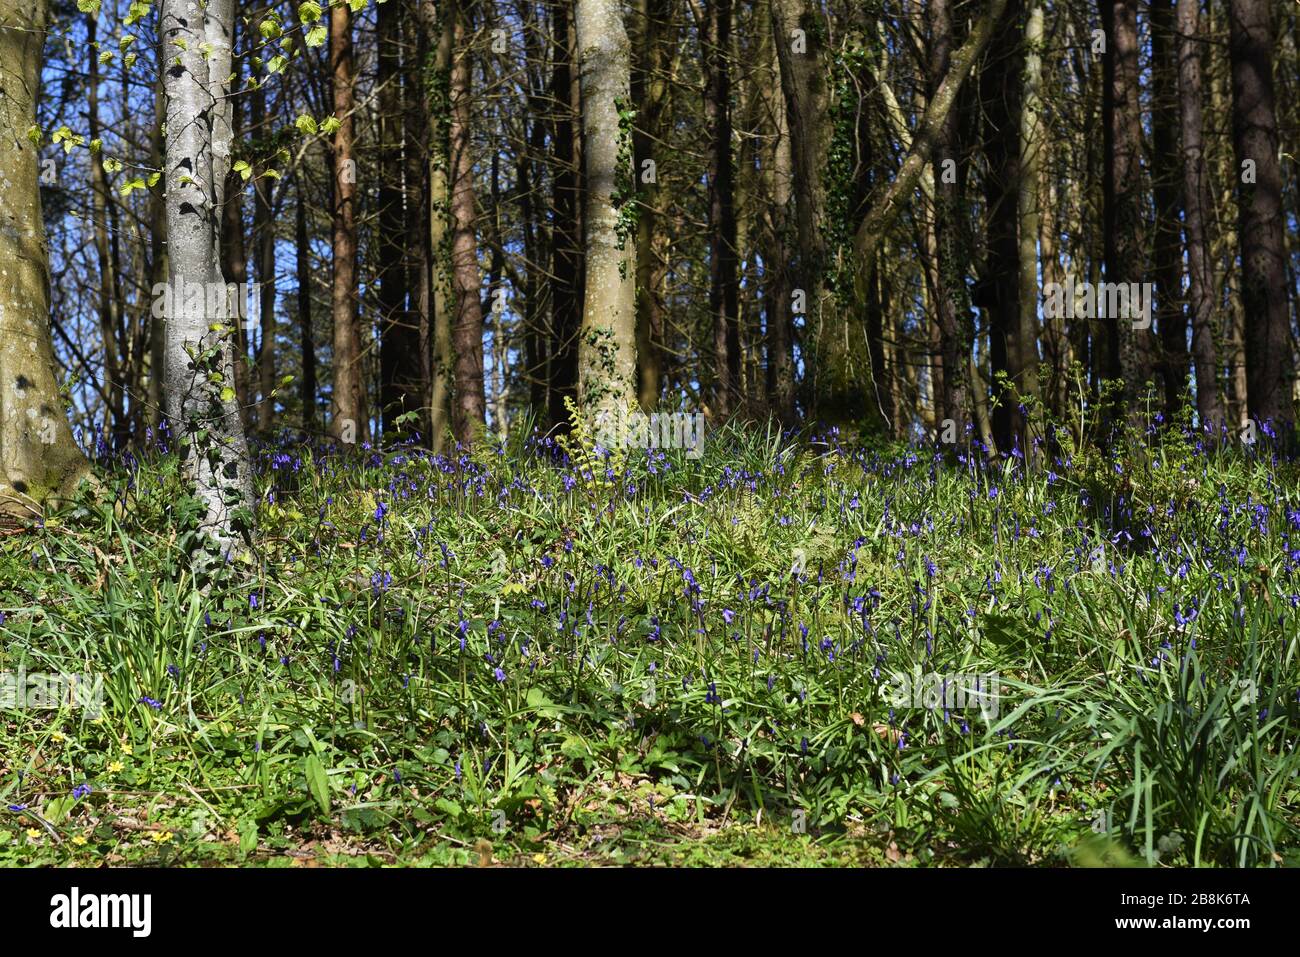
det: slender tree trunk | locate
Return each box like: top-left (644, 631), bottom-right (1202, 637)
top-left (159, 0), bottom-right (254, 549)
top-left (295, 175), bottom-right (317, 433)
top-left (0, 0), bottom-right (90, 516)
top-left (1229, 0), bottom-right (1290, 427)
top-left (574, 0), bottom-right (638, 420)
top-left (1016, 0), bottom-right (1044, 438)
top-left (632, 0), bottom-right (671, 411)
top-left (87, 16), bottom-right (126, 449)
top-left (764, 0), bottom-right (795, 425)
top-left (250, 77), bottom-right (277, 434)
top-left (1101, 0), bottom-right (1148, 405)
top-left (979, 0), bottom-right (1023, 452)
top-left (377, 0), bottom-right (421, 435)
top-left (771, 0), bottom-right (827, 415)
top-left (448, 0), bottom-right (487, 443)
top-left (1151, 0), bottom-right (1187, 420)
top-left (330, 0), bottom-right (366, 443)
top-left (420, 0), bottom-right (454, 450)
top-left (927, 0), bottom-right (970, 433)
top-left (705, 0), bottom-right (740, 420)
top-left (1177, 0), bottom-right (1223, 431)
top-left (548, 0), bottom-right (583, 429)
top-left (148, 29), bottom-right (168, 430)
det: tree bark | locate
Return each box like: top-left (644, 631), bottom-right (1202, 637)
top-left (448, 0), bottom-right (487, 443)
top-left (575, 0), bottom-right (638, 420)
top-left (0, 0), bottom-right (90, 517)
top-left (1229, 0), bottom-right (1290, 427)
top-left (377, 0), bottom-right (421, 435)
top-left (1177, 0), bottom-right (1223, 431)
top-left (159, 0), bottom-right (254, 550)
top-left (1101, 0), bottom-right (1148, 404)
top-left (330, 0), bottom-right (366, 443)
top-left (704, 0), bottom-right (739, 420)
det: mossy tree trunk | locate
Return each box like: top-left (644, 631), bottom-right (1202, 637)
top-left (0, 0), bottom-right (90, 518)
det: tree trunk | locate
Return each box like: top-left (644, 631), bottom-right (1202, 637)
top-left (574, 0), bottom-right (638, 420)
top-left (979, 0), bottom-right (1023, 453)
top-left (250, 76), bottom-right (277, 434)
top-left (377, 0), bottom-right (421, 436)
top-left (705, 0), bottom-right (740, 420)
top-left (87, 15), bottom-right (127, 449)
top-left (295, 175), bottom-right (317, 433)
top-left (420, 0), bottom-right (455, 450)
top-left (448, 0), bottom-right (487, 443)
top-left (764, 0), bottom-right (795, 425)
top-left (159, 0), bottom-right (254, 550)
top-left (927, 0), bottom-right (971, 433)
top-left (1016, 0), bottom-right (1044, 439)
top-left (330, 0), bottom-right (366, 444)
top-left (548, 0), bottom-right (583, 429)
top-left (1151, 0), bottom-right (1187, 420)
top-left (1177, 0), bottom-right (1223, 431)
top-left (1101, 0), bottom-right (1148, 404)
top-left (0, 0), bottom-right (90, 517)
top-left (632, 0), bottom-right (672, 411)
top-left (1229, 0), bottom-right (1290, 427)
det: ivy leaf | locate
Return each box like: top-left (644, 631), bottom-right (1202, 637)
top-left (220, 386), bottom-right (236, 403)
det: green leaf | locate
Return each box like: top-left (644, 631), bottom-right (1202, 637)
top-left (266, 54), bottom-right (287, 74)
top-left (304, 755), bottom-right (330, 814)
top-left (119, 177), bottom-right (146, 196)
top-left (124, 1), bottom-right (152, 26)
top-left (220, 386), bottom-right (236, 403)
top-left (305, 24), bottom-right (327, 47)
top-left (298, 1), bottom-right (323, 24)
top-left (319, 116), bottom-right (341, 136)
top-left (294, 113), bottom-right (318, 136)
top-left (26, 125), bottom-right (42, 148)
top-left (77, 0), bottom-right (101, 13)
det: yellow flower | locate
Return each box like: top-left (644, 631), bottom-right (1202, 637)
top-left (108, 760), bottom-right (124, 773)
top-left (532, 853), bottom-right (547, 865)
top-left (121, 743), bottom-right (134, 756)
top-left (150, 830), bottom-right (173, 844)
top-left (25, 828), bottom-right (40, 840)
top-left (52, 732), bottom-right (66, 743)
top-left (71, 835), bottom-right (87, 846)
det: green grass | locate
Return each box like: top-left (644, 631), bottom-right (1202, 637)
top-left (2, 419), bottom-right (1298, 866)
